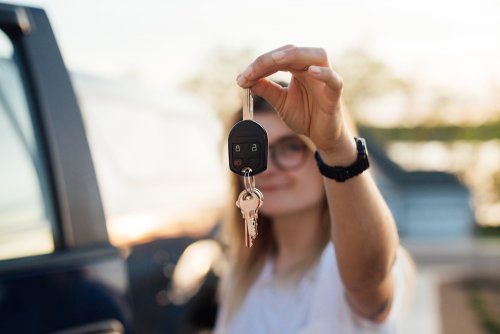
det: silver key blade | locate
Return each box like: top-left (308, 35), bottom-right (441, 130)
top-left (247, 218), bottom-right (257, 238)
top-left (236, 189), bottom-right (263, 248)
top-left (243, 88), bottom-right (253, 120)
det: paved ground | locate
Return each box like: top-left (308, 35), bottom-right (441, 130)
top-left (396, 238), bottom-right (500, 334)
top-left (439, 281), bottom-right (486, 334)
top-left (397, 269), bottom-right (441, 334)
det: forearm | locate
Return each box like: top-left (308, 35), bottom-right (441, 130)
top-left (325, 173), bottom-right (399, 288)
top-left (319, 132), bottom-right (399, 320)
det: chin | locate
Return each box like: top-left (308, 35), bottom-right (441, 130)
top-left (260, 202), bottom-right (296, 218)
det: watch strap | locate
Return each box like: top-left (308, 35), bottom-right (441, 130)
top-left (314, 137), bottom-right (369, 182)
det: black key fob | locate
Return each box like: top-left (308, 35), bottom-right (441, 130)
top-left (228, 119), bottom-right (268, 176)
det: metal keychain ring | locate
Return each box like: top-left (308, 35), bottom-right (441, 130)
top-left (242, 167), bottom-right (255, 194)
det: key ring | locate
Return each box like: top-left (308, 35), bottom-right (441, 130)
top-left (242, 167), bottom-right (255, 194)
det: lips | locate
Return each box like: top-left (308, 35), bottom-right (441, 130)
top-left (259, 184), bottom-right (289, 192)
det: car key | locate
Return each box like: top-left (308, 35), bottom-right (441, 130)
top-left (229, 88), bottom-right (267, 247)
top-left (236, 188), bottom-right (263, 247)
top-left (228, 88), bottom-right (268, 176)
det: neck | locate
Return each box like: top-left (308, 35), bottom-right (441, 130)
top-left (270, 202), bottom-right (326, 274)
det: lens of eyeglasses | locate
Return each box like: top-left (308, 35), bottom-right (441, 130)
top-left (271, 136), bottom-right (309, 170)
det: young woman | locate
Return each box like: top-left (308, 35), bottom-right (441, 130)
top-left (214, 45), bottom-right (414, 333)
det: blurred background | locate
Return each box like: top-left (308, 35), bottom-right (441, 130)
top-left (4, 0), bottom-right (500, 333)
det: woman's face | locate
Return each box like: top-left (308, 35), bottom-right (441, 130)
top-left (253, 112), bottom-right (325, 218)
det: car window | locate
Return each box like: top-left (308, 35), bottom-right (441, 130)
top-left (73, 75), bottom-right (228, 245)
top-left (0, 29), bottom-right (55, 260)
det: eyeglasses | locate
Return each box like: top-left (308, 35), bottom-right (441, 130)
top-left (269, 135), bottom-right (310, 171)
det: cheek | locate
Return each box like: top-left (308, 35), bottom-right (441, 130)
top-left (296, 159), bottom-right (325, 202)
top-left (260, 157), bottom-right (325, 215)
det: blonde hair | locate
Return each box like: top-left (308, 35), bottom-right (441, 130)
top-left (218, 97), bottom-right (331, 323)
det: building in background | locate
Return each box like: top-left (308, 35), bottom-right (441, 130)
top-left (363, 131), bottom-right (474, 239)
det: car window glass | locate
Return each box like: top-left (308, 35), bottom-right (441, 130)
top-left (0, 29), bottom-right (55, 260)
top-left (73, 76), bottom-right (228, 244)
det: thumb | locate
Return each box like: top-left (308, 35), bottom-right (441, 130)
top-left (249, 79), bottom-right (287, 112)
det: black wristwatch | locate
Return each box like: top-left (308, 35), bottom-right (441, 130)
top-left (314, 137), bottom-right (370, 182)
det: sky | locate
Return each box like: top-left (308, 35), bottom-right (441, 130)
top-left (8, 0), bottom-right (500, 101)
top-left (4, 0), bottom-right (500, 241)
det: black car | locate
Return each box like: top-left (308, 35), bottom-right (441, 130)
top-left (0, 3), bottom-right (219, 333)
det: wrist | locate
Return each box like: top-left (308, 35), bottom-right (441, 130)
top-left (317, 132), bottom-right (357, 166)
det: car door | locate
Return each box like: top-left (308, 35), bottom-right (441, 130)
top-left (0, 3), bottom-right (132, 333)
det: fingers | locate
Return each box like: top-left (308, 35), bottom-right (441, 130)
top-left (249, 79), bottom-right (287, 112)
top-left (307, 65), bottom-right (344, 92)
top-left (237, 45), bottom-right (331, 87)
top-left (272, 47), bottom-right (330, 70)
top-left (237, 46), bottom-right (341, 94)
top-left (246, 67), bottom-right (343, 115)
top-left (237, 45), bottom-right (295, 87)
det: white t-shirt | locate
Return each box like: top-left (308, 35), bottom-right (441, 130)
top-left (214, 243), bottom-right (409, 334)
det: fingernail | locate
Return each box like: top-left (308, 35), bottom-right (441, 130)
top-left (242, 66), bottom-right (253, 78)
top-left (236, 74), bottom-right (246, 86)
top-left (237, 66), bottom-right (253, 86)
top-left (309, 65), bottom-right (321, 73)
top-left (271, 51), bottom-right (286, 62)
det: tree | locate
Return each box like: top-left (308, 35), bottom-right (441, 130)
top-left (182, 47), bottom-right (256, 120)
top-left (334, 48), bottom-right (414, 126)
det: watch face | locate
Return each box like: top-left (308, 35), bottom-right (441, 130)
top-left (356, 137), bottom-right (368, 157)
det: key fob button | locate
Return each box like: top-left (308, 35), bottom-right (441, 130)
top-left (233, 159), bottom-right (243, 168)
top-left (248, 158), bottom-right (260, 170)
